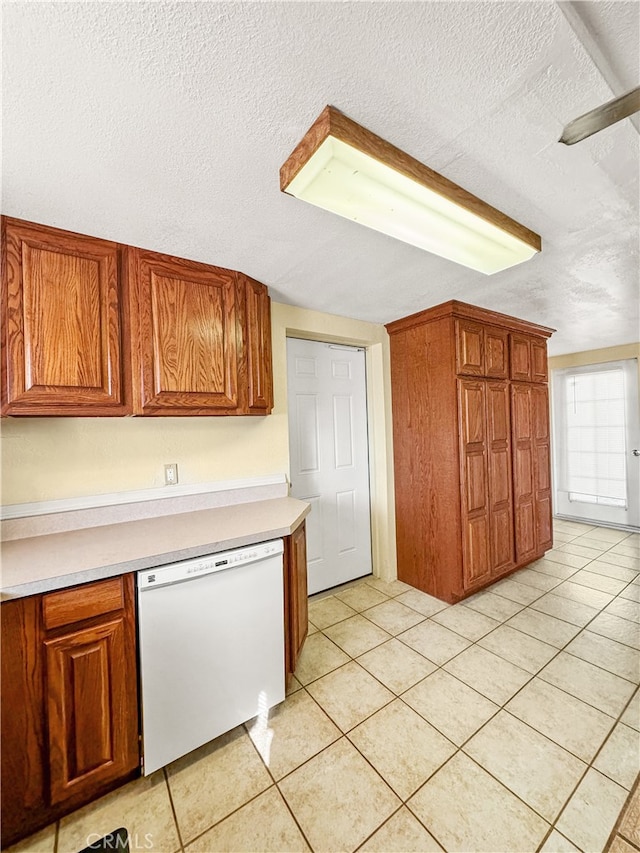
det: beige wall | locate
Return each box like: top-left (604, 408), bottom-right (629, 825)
top-left (549, 342), bottom-right (640, 373)
top-left (0, 302), bottom-right (398, 580)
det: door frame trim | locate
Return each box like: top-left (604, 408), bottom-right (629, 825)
top-left (286, 337), bottom-right (373, 592)
top-left (276, 306), bottom-right (397, 582)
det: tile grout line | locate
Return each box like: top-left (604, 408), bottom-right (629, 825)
top-left (304, 534), bottom-right (637, 852)
top-left (315, 599), bottom-right (578, 846)
top-left (312, 567), bottom-right (636, 740)
top-left (298, 524), bottom-right (635, 843)
top-left (352, 803), bottom-right (420, 853)
top-left (162, 766), bottom-right (186, 852)
top-left (607, 772), bottom-right (640, 850)
top-left (242, 716), bottom-right (318, 853)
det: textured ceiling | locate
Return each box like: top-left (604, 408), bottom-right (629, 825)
top-left (2, 1), bottom-right (639, 355)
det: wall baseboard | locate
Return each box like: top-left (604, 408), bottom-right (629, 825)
top-left (554, 514), bottom-right (640, 534)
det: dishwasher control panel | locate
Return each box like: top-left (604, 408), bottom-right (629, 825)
top-left (137, 539), bottom-right (284, 591)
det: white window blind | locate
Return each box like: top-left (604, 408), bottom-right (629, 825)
top-left (564, 368), bottom-right (627, 508)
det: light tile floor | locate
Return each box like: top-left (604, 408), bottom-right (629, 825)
top-left (8, 520), bottom-right (640, 853)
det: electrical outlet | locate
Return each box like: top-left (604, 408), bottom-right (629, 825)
top-left (164, 463), bottom-right (178, 486)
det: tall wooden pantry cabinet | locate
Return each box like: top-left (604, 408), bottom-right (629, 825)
top-left (386, 300), bottom-right (554, 603)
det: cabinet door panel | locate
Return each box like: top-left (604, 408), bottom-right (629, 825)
top-left (458, 380), bottom-right (491, 589)
top-left (1, 596), bottom-right (44, 846)
top-left (533, 385), bottom-right (553, 551)
top-left (284, 522), bottom-right (308, 677)
top-left (485, 327), bottom-right (509, 379)
top-left (510, 335), bottom-right (531, 381)
top-left (152, 275), bottom-right (229, 393)
top-left (511, 383), bottom-right (537, 561)
top-left (515, 501), bottom-right (536, 559)
top-left (489, 448), bottom-right (511, 505)
top-left (456, 321), bottom-right (484, 375)
top-left (460, 382), bottom-right (485, 443)
top-left (531, 339), bottom-right (548, 383)
top-left (243, 275), bottom-right (273, 412)
top-left (511, 384), bottom-right (538, 562)
top-left (466, 453), bottom-right (488, 512)
top-left (492, 507), bottom-right (515, 572)
top-left (536, 491), bottom-right (553, 550)
top-left (292, 523), bottom-right (308, 662)
top-left (464, 515), bottom-right (491, 587)
top-left (45, 616), bottom-right (134, 804)
top-left (2, 219), bottom-right (128, 415)
top-left (514, 443), bottom-right (533, 495)
top-left (133, 250), bottom-right (238, 414)
top-left (487, 382), bottom-right (514, 573)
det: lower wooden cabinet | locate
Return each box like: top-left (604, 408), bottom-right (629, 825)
top-left (284, 521), bottom-right (308, 679)
top-left (1, 575), bottom-right (139, 847)
top-left (2, 530), bottom-right (307, 846)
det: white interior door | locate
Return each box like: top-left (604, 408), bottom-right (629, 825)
top-left (552, 359), bottom-right (640, 528)
top-left (287, 338), bottom-right (373, 594)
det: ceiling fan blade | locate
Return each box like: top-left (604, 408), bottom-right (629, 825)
top-left (559, 86), bottom-right (640, 145)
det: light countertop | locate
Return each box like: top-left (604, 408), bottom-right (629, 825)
top-left (1, 496), bottom-right (309, 600)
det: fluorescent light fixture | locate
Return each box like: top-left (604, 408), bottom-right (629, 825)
top-left (280, 106), bottom-right (541, 275)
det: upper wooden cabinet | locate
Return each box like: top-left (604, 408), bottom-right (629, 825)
top-left (128, 250), bottom-right (273, 416)
top-left (1, 218), bottom-right (273, 416)
top-left (510, 333), bottom-right (548, 383)
top-left (129, 249), bottom-right (240, 415)
top-left (1, 218), bottom-right (130, 416)
top-left (387, 300), bottom-right (554, 603)
top-left (456, 320), bottom-right (508, 379)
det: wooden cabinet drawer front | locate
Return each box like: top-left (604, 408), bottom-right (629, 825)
top-left (43, 577), bottom-right (125, 631)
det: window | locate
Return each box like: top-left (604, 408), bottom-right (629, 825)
top-left (563, 368), bottom-right (627, 508)
top-left (552, 357), bottom-right (639, 527)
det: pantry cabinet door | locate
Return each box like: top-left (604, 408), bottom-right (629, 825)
top-left (511, 383), bottom-right (537, 561)
top-left (1, 218), bottom-right (129, 415)
top-left (458, 379), bottom-right (492, 590)
top-left (131, 250), bottom-right (239, 414)
top-left (532, 384), bottom-right (553, 551)
top-left (486, 382), bottom-right (515, 574)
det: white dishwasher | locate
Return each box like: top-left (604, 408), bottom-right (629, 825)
top-left (137, 539), bottom-right (285, 775)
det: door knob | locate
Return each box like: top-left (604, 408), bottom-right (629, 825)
top-left (633, 449), bottom-right (640, 457)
